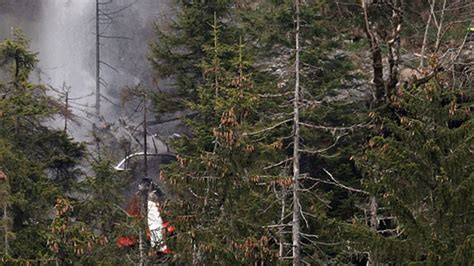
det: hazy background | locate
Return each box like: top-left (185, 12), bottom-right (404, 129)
top-left (0, 0), bottom-right (173, 141)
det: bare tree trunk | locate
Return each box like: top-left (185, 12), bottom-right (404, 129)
top-left (64, 90), bottom-right (69, 133)
top-left (93, 0), bottom-right (102, 157)
top-left (387, 0), bottom-right (402, 97)
top-left (140, 92), bottom-right (149, 266)
top-left (367, 196), bottom-right (378, 266)
top-left (420, 1), bottom-right (433, 68)
top-left (95, 0), bottom-right (101, 124)
top-left (143, 93), bottom-right (148, 177)
top-left (434, 0), bottom-right (447, 52)
top-left (138, 182), bottom-right (148, 266)
top-left (279, 190), bottom-right (286, 258)
top-left (292, 1), bottom-right (302, 265)
top-left (362, 0), bottom-right (385, 101)
top-left (95, 0), bottom-right (133, 125)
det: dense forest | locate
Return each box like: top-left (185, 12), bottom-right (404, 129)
top-left (0, 0), bottom-right (473, 265)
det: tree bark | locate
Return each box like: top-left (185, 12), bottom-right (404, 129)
top-left (419, 0), bottom-right (434, 68)
top-left (95, 0), bottom-right (101, 123)
top-left (292, 1), bottom-right (302, 265)
top-left (387, 0), bottom-right (403, 97)
top-left (143, 93), bottom-right (148, 177)
top-left (368, 196), bottom-right (378, 266)
top-left (279, 190), bottom-right (286, 258)
top-left (362, 0), bottom-right (385, 101)
top-left (434, 0), bottom-right (447, 52)
top-left (64, 90), bottom-right (69, 133)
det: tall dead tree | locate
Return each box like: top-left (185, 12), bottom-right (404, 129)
top-left (49, 83), bottom-right (95, 135)
top-left (387, 0), bottom-right (402, 98)
top-left (361, 0), bottom-right (403, 101)
top-left (92, 0), bottom-right (135, 158)
top-left (292, 0), bottom-right (302, 264)
top-left (277, 1), bottom-right (372, 263)
top-left (95, 0), bottom-right (134, 124)
top-left (362, 0), bottom-right (385, 101)
top-left (96, 0), bottom-right (101, 124)
top-left (243, 1), bottom-right (373, 263)
top-left (419, 0), bottom-right (434, 68)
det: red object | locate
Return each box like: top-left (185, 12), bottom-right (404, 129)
top-left (161, 247), bottom-right (172, 254)
top-left (117, 236), bottom-right (137, 248)
top-left (146, 228), bottom-right (151, 240)
top-left (126, 195), bottom-right (141, 218)
top-left (118, 194), bottom-right (175, 252)
top-left (162, 221), bottom-right (175, 233)
top-left (117, 194), bottom-right (141, 249)
top-left (167, 226), bottom-right (176, 234)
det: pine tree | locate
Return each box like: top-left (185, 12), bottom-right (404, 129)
top-left (0, 32), bottom-right (87, 262)
top-left (154, 1), bottom-right (367, 263)
top-left (159, 17), bottom-right (283, 264)
top-left (47, 196), bottom-right (110, 264)
top-left (149, 0), bottom-right (238, 114)
top-left (240, 1), bottom-right (369, 264)
top-left (354, 72), bottom-right (474, 264)
top-left (73, 159), bottom-right (128, 264)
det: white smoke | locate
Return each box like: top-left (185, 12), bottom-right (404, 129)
top-left (0, 0), bottom-right (174, 153)
top-left (35, 0), bottom-right (95, 141)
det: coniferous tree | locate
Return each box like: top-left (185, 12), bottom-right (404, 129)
top-left (353, 73), bottom-right (474, 264)
top-left (0, 32), bottom-right (86, 262)
top-left (149, 0), bottom-right (238, 114)
top-left (160, 17), bottom-right (283, 264)
top-left (47, 196), bottom-right (110, 264)
top-left (152, 1), bottom-right (370, 264)
top-left (73, 159), bottom-right (128, 264)
top-left (151, 1), bottom-right (370, 262)
top-left (241, 1), bottom-right (369, 263)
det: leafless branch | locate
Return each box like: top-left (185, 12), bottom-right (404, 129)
top-left (99, 60), bottom-right (120, 73)
top-left (98, 35), bottom-right (132, 40)
top-left (323, 168), bottom-right (369, 194)
top-left (300, 133), bottom-right (346, 154)
top-left (263, 157), bottom-right (293, 170)
top-left (298, 200), bottom-right (310, 228)
top-left (264, 223), bottom-right (292, 228)
top-left (258, 91), bottom-right (292, 98)
top-left (243, 118), bottom-right (292, 136)
top-left (101, 0), bottom-right (137, 16)
top-left (299, 121), bottom-right (371, 132)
